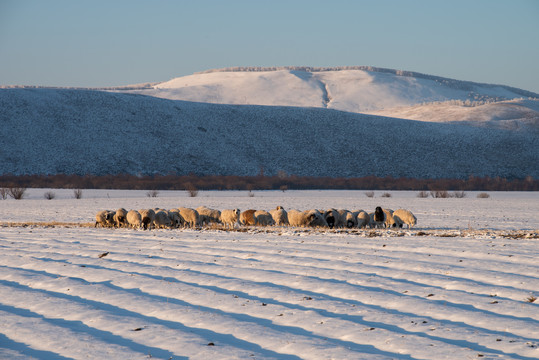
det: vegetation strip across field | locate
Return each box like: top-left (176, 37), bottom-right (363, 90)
top-left (1, 221), bottom-right (538, 240)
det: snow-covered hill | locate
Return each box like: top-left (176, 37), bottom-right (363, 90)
top-left (0, 87), bottom-right (537, 178)
top-left (119, 66), bottom-right (539, 128)
top-left (371, 98), bottom-right (539, 130)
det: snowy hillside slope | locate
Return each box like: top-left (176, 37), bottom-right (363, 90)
top-left (1, 88), bottom-right (537, 178)
top-left (371, 99), bottom-right (539, 131)
top-left (119, 67), bottom-right (539, 126)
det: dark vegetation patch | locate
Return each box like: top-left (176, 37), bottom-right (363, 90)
top-left (0, 174), bottom-right (537, 191)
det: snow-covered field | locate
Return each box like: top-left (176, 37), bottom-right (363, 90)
top-left (1, 190), bottom-right (538, 359)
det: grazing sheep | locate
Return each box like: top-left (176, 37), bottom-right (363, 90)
top-left (126, 210), bottom-right (142, 229)
top-left (113, 208), bottom-right (128, 228)
top-left (168, 209), bottom-right (183, 228)
top-left (153, 210), bottom-right (173, 229)
top-left (95, 210), bottom-right (115, 228)
top-left (288, 209), bottom-right (328, 228)
top-left (221, 208), bottom-right (241, 229)
top-left (139, 209), bottom-right (156, 230)
top-left (323, 209), bottom-right (339, 229)
top-left (254, 210), bottom-right (275, 226)
top-left (178, 207), bottom-right (199, 228)
top-left (372, 207), bottom-right (386, 228)
top-left (196, 206), bottom-right (221, 225)
top-left (337, 209), bottom-right (357, 228)
top-left (383, 208), bottom-right (397, 228)
top-left (354, 210), bottom-right (370, 228)
top-left (269, 206), bottom-right (289, 226)
top-left (240, 209), bottom-right (257, 226)
top-left (393, 209), bottom-right (417, 228)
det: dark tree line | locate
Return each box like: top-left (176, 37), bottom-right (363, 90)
top-left (0, 174), bottom-right (537, 191)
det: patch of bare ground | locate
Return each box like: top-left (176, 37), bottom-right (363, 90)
top-left (0, 221), bottom-right (94, 228)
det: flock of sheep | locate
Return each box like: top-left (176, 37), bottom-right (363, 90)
top-left (95, 206), bottom-right (417, 230)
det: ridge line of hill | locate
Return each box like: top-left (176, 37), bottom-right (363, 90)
top-left (193, 66), bottom-right (539, 98)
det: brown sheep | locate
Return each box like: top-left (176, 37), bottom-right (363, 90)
top-left (240, 209), bottom-right (257, 226)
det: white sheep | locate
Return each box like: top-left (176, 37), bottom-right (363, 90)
top-left (254, 210), bottom-right (275, 226)
top-left (393, 209), bottom-right (417, 228)
top-left (95, 210), bottom-right (115, 228)
top-left (337, 209), bottom-right (357, 228)
top-left (153, 210), bottom-right (173, 229)
top-left (196, 206), bottom-right (221, 226)
top-left (139, 209), bottom-right (156, 230)
top-left (288, 209), bottom-right (328, 227)
top-left (383, 208), bottom-right (397, 228)
top-left (126, 210), bottom-right (142, 229)
top-left (323, 208), bottom-right (339, 229)
top-left (113, 208), bottom-right (128, 228)
top-left (178, 207), bottom-right (199, 228)
top-left (269, 206), bottom-right (289, 226)
top-left (168, 209), bottom-right (183, 228)
top-left (221, 208), bottom-right (241, 229)
top-left (354, 210), bottom-right (370, 228)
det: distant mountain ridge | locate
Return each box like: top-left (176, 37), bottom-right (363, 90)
top-left (194, 66), bottom-right (539, 98)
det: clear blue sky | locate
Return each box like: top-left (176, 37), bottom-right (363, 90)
top-left (1, 0), bottom-right (538, 93)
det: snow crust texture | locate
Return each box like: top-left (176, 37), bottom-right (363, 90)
top-left (0, 190), bottom-right (537, 359)
top-left (1, 86), bottom-right (537, 178)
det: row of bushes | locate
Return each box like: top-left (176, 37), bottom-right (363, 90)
top-left (0, 187), bottom-right (494, 200)
top-left (0, 174), bottom-right (537, 191)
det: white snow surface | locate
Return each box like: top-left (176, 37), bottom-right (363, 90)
top-left (0, 190), bottom-right (538, 359)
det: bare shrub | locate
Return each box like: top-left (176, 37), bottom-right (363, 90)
top-left (186, 183), bottom-right (198, 197)
top-left (417, 191), bottom-right (429, 198)
top-left (453, 191), bottom-right (466, 198)
top-left (8, 187), bottom-right (26, 200)
top-left (526, 295), bottom-right (537, 303)
top-left (365, 191), bottom-right (375, 198)
top-left (430, 190), bottom-right (450, 198)
top-left (0, 188), bottom-right (7, 200)
top-left (477, 192), bottom-right (490, 198)
top-left (73, 189), bottom-right (83, 199)
top-left (381, 192), bottom-right (392, 198)
top-left (44, 191), bottom-right (56, 200)
top-left (146, 190), bottom-right (159, 198)
top-left (280, 184), bottom-right (288, 192)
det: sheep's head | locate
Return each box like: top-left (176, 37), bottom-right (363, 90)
top-left (374, 207), bottom-right (384, 222)
top-left (326, 215), bottom-right (335, 228)
top-left (308, 210), bottom-right (327, 227)
top-left (324, 210), bottom-right (337, 228)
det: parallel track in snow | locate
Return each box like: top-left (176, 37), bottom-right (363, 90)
top-left (1, 226), bottom-right (537, 359)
